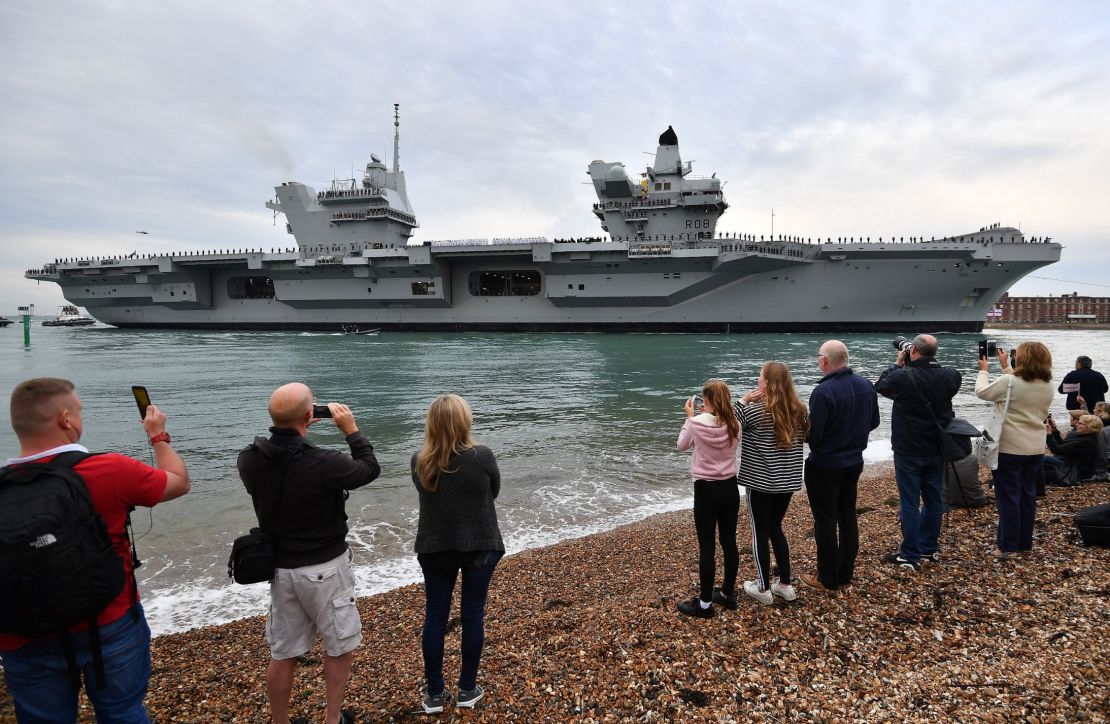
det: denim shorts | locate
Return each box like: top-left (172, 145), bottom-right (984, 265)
top-left (267, 550), bottom-right (362, 659)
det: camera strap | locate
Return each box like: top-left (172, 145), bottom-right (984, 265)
top-left (982, 375), bottom-right (1014, 441)
top-left (250, 447), bottom-right (298, 533)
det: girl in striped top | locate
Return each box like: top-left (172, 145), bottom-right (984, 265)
top-left (736, 361), bottom-right (809, 605)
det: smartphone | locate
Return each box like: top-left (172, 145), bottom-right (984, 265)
top-left (312, 403), bottom-right (333, 419)
top-left (131, 386), bottom-right (151, 420)
top-left (693, 395), bottom-right (704, 409)
top-left (977, 339), bottom-right (998, 358)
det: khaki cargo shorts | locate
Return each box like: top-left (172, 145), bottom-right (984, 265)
top-left (266, 550), bottom-right (362, 659)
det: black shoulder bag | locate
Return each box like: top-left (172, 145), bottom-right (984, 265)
top-left (228, 451), bottom-right (294, 585)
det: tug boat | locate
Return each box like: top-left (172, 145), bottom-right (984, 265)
top-left (41, 304), bottom-right (97, 327)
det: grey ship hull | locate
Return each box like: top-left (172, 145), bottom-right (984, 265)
top-left (31, 236), bottom-right (1060, 333)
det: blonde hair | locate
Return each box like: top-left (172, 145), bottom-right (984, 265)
top-left (414, 394), bottom-right (476, 492)
top-left (702, 379), bottom-right (739, 445)
top-left (761, 362), bottom-right (810, 450)
top-left (1079, 414), bottom-right (1104, 433)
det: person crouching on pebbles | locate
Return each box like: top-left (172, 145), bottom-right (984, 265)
top-left (736, 362), bottom-right (809, 605)
top-left (411, 394), bottom-right (505, 714)
top-left (676, 379), bottom-right (741, 618)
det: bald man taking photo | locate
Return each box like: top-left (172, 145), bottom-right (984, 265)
top-left (237, 383), bottom-right (380, 724)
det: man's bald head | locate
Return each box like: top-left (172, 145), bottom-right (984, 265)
top-left (268, 383), bottom-right (313, 428)
top-left (819, 340), bottom-right (849, 369)
top-left (913, 334), bottom-right (938, 357)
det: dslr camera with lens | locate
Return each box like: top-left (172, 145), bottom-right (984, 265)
top-left (891, 335), bottom-right (914, 354)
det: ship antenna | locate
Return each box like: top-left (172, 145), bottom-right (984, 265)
top-left (393, 103), bottom-right (400, 173)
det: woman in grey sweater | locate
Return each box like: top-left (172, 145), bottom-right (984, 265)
top-left (411, 394), bottom-right (504, 714)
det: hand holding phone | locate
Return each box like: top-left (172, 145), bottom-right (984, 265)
top-left (312, 403), bottom-right (333, 419)
top-left (132, 386), bottom-right (167, 439)
top-left (132, 386), bottom-right (152, 420)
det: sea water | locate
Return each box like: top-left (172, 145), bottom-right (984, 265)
top-left (1, 326), bottom-right (1104, 634)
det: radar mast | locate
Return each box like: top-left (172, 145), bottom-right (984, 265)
top-left (392, 103), bottom-right (400, 173)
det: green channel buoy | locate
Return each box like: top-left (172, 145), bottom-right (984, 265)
top-left (19, 304), bottom-right (33, 346)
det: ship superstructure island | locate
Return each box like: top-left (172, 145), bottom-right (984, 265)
top-left (26, 108), bottom-right (1060, 332)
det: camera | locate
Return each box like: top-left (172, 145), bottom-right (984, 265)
top-left (977, 339), bottom-right (997, 358)
top-left (691, 394), bottom-right (704, 409)
top-left (312, 403), bottom-right (333, 419)
top-left (892, 336), bottom-right (913, 354)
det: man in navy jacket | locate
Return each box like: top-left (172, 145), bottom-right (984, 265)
top-left (874, 334), bottom-right (962, 571)
top-left (800, 340), bottom-right (880, 592)
top-left (1058, 356), bottom-right (1108, 412)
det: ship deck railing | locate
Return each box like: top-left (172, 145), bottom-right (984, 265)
top-left (425, 237), bottom-right (550, 248)
top-left (593, 198), bottom-right (676, 212)
top-left (23, 232), bottom-right (1058, 278)
top-left (627, 240), bottom-right (810, 259)
top-left (317, 186), bottom-right (388, 202)
top-left (331, 207), bottom-right (416, 225)
top-left (617, 231), bottom-right (1052, 247)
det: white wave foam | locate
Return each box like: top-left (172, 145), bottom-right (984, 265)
top-left (141, 483), bottom-right (694, 636)
top-left (862, 438), bottom-right (894, 464)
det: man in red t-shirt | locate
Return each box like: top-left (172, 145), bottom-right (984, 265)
top-left (1, 378), bottom-right (190, 722)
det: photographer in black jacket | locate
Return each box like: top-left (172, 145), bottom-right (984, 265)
top-left (874, 335), bottom-right (962, 572)
top-left (238, 382), bottom-right (380, 724)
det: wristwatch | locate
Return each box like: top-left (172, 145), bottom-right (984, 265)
top-left (149, 432), bottom-right (171, 445)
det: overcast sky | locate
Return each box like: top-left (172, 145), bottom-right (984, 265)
top-left (2, 0), bottom-right (1108, 314)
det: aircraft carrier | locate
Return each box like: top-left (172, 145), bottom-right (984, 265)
top-left (25, 107), bottom-right (1060, 332)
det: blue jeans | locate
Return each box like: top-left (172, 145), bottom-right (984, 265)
top-left (994, 453), bottom-right (1041, 552)
top-left (893, 454), bottom-right (945, 562)
top-left (418, 550), bottom-right (501, 696)
top-left (1, 605), bottom-right (152, 723)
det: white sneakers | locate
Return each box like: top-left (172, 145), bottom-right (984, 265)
top-left (770, 581), bottom-right (797, 601)
top-left (742, 580), bottom-right (773, 605)
top-left (743, 580), bottom-right (797, 605)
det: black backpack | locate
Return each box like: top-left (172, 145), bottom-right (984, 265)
top-left (0, 451), bottom-right (137, 689)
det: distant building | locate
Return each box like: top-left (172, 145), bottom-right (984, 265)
top-left (990, 292), bottom-right (1109, 323)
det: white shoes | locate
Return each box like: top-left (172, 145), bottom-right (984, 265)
top-left (770, 581), bottom-right (797, 601)
top-left (742, 580), bottom-right (773, 606)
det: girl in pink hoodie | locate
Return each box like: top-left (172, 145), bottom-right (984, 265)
top-left (675, 379), bottom-right (741, 618)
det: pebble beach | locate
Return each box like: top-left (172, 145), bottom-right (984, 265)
top-left (2, 468), bottom-right (1107, 722)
